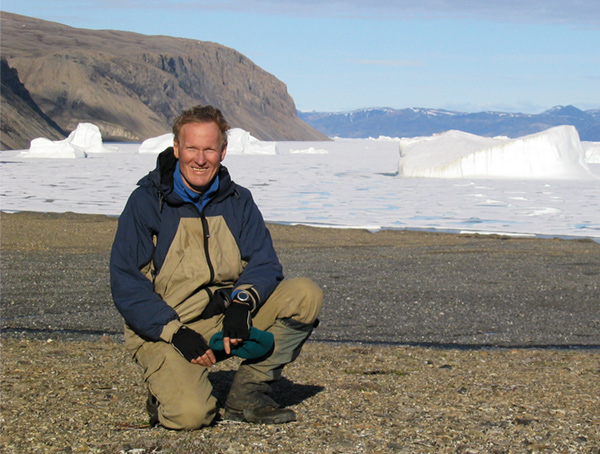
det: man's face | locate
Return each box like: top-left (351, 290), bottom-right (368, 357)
top-left (174, 121), bottom-right (226, 194)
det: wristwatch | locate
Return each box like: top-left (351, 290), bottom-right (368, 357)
top-left (236, 290), bottom-right (251, 304)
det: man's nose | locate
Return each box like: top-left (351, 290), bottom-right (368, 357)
top-left (194, 151), bottom-right (207, 165)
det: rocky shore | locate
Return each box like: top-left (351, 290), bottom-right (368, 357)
top-left (1, 211), bottom-right (599, 453)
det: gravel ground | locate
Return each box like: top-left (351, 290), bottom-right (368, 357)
top-left (2, 338), bottom-right (599, 453)
top-left (2, 212), bottom-right (599, 347)
top-left (1, 212), bottom-right (600, 453)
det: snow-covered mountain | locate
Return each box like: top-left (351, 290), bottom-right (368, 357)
top-left (298, 105), bottom-right (600, 141)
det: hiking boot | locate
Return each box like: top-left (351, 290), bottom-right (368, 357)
top-left (224, 366), bottom-right (296, 424)
top-left (224, 405), bottom-right (296, 424)
top-left (146, 391), bottom-right (159, 427)
top-left (223, 319), bottom-right (318, 425)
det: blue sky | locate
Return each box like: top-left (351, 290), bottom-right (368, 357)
top-left (2, 0), bottom-right (599, 113)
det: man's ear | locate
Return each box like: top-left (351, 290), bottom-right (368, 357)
top-left (173, 138), bottom-right (180, 159)
top-left (220, 145), bottom-right (227, 162)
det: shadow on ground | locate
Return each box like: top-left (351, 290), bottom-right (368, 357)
top-left (208, 370), bottom-right (325, 408)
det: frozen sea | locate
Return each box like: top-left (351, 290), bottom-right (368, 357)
top-left (1, 137), bottom-right (599, 241)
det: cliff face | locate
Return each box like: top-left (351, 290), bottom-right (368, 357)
top-left (1, 12), bottom-right (328, 148)
top-left (1, 58), bottom-right (66, 150)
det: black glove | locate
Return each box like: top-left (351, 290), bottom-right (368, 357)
top-left (223, 302), bottom-right (252, 340)
top-left (172, 326), bottom-right (210, 362)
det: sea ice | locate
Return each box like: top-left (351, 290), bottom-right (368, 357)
top-left (289, 146), bottom-right (329, 154)
top-left (3, 124), bottom-right (599, 240)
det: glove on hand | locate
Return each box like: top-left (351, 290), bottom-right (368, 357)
top-left (223, 302), bottom-right (252, 340)
top-left (172, 326), bottom-right (211, 362)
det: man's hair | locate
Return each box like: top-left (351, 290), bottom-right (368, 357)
top-left (172, 105), bottom-right (230, 150)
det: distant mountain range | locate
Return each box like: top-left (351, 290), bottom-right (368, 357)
top-left (298, 105), bottom-right (600, 141)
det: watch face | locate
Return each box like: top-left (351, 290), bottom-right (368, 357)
top-left (237, 291), bottom-right (250, 302)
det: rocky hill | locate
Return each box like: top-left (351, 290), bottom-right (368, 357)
top-left (0, 12), bottom-right (328, 149)
top-left (1, 58), bottom-right (67, 150)
top-left (298, 105), bottom-right (600, 141)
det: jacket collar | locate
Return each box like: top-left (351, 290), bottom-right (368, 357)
top-left (138, 147), bottom-right (236, 206)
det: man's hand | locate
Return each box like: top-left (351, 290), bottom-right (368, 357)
top-left (172, 326), bottom-right (216, 367)
top-left (223, 301), bottom-right (251, 354)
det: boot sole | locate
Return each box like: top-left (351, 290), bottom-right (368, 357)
top-left (223, 408), bottom-right (296, 424)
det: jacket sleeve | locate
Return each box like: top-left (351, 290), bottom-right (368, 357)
top-left (233, 188), bottom-right (284, 308)
top-left (110, 188), bottom-right (180, 341)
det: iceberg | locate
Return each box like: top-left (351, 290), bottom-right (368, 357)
top-left (139, 133), bottom-right (174, 154)
top-left (137, 128), bottom-right (279, 155)
top-left (226, 128), bottom-right (278, 155)
top-left (22, 123), bottom-right (117, 158)
top-left (289, 146), bottom-right (329, 154)
top-left (583, 142), bottom-right (600, 164)
top-left (397, 125), bottom-right (594, 179)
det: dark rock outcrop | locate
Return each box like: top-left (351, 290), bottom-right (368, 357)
top-left (1, 58), bottom-right (66, 150)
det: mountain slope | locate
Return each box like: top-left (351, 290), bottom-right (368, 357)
top-left (298, 106), bottom-right (600, 141)
top-left (0, 12), bottom-right (328, 148)
top-left (1, 58), bottom-right (66, 150)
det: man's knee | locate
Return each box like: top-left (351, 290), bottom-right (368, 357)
top-left (140, 347), bottom-right (218, 431)
top-left (159, 393), bottom-right (217, 430)
top-left (253, 277), bottom-right (323, 329)
top-left (285, 277), bottom-right (323, 324)
top-left (295, 277), bottom-right (322, 299)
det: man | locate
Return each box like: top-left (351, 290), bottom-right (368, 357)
top-left (110, 105), bottom-right (322, 430)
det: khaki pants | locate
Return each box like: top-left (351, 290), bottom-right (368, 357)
top-left (126, 277), bottom-right (322, 430)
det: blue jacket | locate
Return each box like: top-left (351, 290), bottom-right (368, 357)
top-left (110, 148), bottom-right (283, 342)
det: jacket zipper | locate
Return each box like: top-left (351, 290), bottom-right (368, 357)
top-left (200, 214), bottom-right (215, 284)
